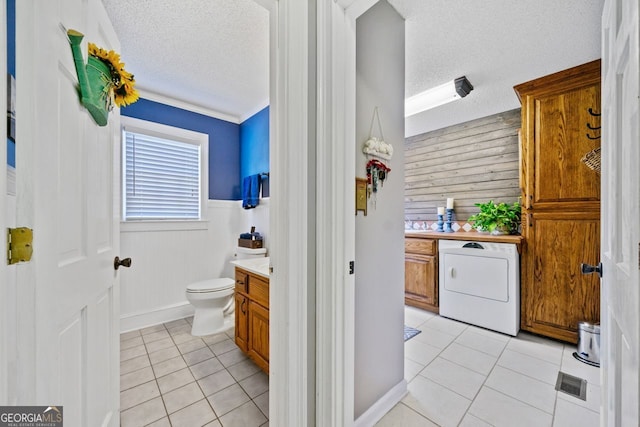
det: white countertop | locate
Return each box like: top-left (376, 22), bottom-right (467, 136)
top-left (230, 256), bottom-right (270, 279)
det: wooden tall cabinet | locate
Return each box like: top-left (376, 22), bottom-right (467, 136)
top-left (515, 60), bottom-right (601, 343)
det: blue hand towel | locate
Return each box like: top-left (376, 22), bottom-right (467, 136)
top-left (242, 174), bottom-right (261, 209)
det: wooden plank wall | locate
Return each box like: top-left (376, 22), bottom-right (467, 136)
top-left (405, 109), bottom-right (521, 222)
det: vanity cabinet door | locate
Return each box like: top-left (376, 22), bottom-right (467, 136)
top-left (405, 253), bottom-right (437, 308)
top-left (248, 301), bottom-right (270, 373)
top-left (235, 294), bottom-right (249, 352)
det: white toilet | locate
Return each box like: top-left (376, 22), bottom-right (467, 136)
top-left (186, 247), bottom-right (267, 336)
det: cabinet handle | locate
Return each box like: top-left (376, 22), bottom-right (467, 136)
top-left (449, 267), bottom-right (455, 278)
top-left (241, 299), bottom-right (246, 314)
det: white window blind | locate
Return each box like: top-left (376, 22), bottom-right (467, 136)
top-left (124, 130), bottom-right (201, 220)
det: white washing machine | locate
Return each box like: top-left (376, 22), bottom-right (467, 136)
top-left (438, 240), bottom-right (520, 336)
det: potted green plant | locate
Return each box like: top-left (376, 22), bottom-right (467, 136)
top-left (468, 200), bottom-right (521, 235)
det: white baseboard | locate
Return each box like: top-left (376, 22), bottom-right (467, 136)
top-left (354, 379), bottom-right (408, 427)
top-left (120, 302), bottom-right (195, 333)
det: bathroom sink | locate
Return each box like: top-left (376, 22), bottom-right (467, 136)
top-left (230, 256), bottom-right (270, 278)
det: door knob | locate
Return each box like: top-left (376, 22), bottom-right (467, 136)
top-left (114, 256), bottom-right (132, 270)
top-left (581, 262), bottom-right (602, 278)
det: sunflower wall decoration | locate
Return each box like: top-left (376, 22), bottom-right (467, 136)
top-left (67, 29), bottom-right (139, 126)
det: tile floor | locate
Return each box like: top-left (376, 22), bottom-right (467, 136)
top-left (120, 317), bottom-right (268, 427)
top-left (376, 306), bottom-right (601, 427)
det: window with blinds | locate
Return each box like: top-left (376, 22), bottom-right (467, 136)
top-left (123, 121), bottom-right (206, 220)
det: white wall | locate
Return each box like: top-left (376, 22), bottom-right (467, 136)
top-left (354, 0), bottom-right (406, 420)
top-left (120, 199), bottom-right (269, 332)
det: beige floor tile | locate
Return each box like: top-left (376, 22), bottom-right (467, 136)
top-left (146, 417), bottom-right (171, 427)
top-left (413, 327), bottom-right (457, 350)
top-left (455, 328), bottom-right (508, 357)
top-left (404, 306), bottom-right (436, 328)
top-left (557, 380), bottom-right (601, 413)
top-left (485, 365), bottom-right (557, 414)
top-left (149, 346), bottom-right (181, 365)
top-left (140, 324), bottom-right (166, 335)
top-left (152, 355), bottom-right (188, 379)
top-left (458, 414), bottom-right (493, 426)
top-left (375, 403), bottom-right (438, 427)
top-left (207, 383), bottom-right (250, 416)
top-left (120, 396), bottom-right (166, 427)
top-left (172, 332), bottom-right (199, 345)
top-left (218, 401), bottom-right (267, 427)
top-left (468, 387), bottom-right (552, 427)
top-left (553, 397), bottom-right (599, 427)
top-left (227, 359), bottom-right (261, 382)
top-left (121, 366), bottom-right (155, 392)
top-left (497, 349), bottom-right (559, 385)
top-left (142, 330), bottom-right (171, 344)
top-left (162, 382), bottom-right (205, 414)
top-left (404, 358), bottom-right (424, 383)
top-left (422, 316), bottom-right (468, 336)
top-left (421, 357), bottom-right (486, 400)
top-left (440, 342), bottom-right (498, 376)
top-left (121, 344), bottom-right (147, 362)
top-left (120, 354), bottom-right (151, 375)
top-left (190, 357), bottom-right (225, 380)
top-left (404, 339), bottom-right (441, 366)
top-left (157, 367), bottom-right (196, 395)
top-left (183, 347), bottom-right (215, 366)
top-left (164, 318), bottom-right (190, 329)
top-left (120, 380), bottom-right (160, 411)
top-left (253, 391), bottom-right (269, 418)
top-left (169, 399), bottom-right (216, 427)
top-left (167, 324), bottom-right (193, 336)
top-left (199, 369), bottom-right (237, 397)
top-left (402, 375), bottom-right (471, 427)
top-left (120, 330), bottom-right (142, 342)
top-left (560, 346), bottom-right (601, 387)
top-left (121, 336), bottom-right (144, 351)
top-left (218, 348), bottom-right (249, 368)
top-left (203, 333), bottom-right (231, 346)
top-left (239, 371), bottom-right (269, 399)
top-left (178, 338), bottom-right (207, 354)
top-left (204, 421), bottom-right (222, 427)
top-left (145, 337), bottom-right (176, 354)
top-left (507, 333), bottom-right (564, 365)
top-left (210, 339), bottom-right (238, 356)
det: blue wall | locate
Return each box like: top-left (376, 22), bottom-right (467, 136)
top-left (122, 98), bottom-right (241, 200)
top-left (6, 0), bottom-right (15, 167)
top-left (240, 106), bottom-right (269, 197)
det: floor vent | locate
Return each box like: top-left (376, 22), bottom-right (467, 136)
top-left (555, 371), bottom-right (587, 401)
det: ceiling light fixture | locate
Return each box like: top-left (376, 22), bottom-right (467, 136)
top-left (405, 76), bottom-right (474, 117)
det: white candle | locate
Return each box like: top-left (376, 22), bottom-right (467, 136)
top-left (446, 198), bottom-right (454, 209)
top-left (437, 207), bottom-right (445, 215)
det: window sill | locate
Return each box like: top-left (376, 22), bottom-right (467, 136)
top-left (121, 220), bottom-right (209, 233)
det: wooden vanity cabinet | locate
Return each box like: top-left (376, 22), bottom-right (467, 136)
top-left (234, 267), bottom-right (269, 373)
top-left (405, 238), bottom-right (438, 313)
top-left (515, 60), bottom-right (601, 343)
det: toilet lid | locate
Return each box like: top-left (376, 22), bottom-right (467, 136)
top-left (187, 278), bottom-right (234, 293)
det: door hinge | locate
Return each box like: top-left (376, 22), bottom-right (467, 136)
top-left (7, 227), bottom-right (33, 265)
top-left (349, 261), bottom-right (355, 275)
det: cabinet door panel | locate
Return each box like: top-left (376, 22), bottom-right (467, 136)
top-left (521, 212), bottom-right (600, 343)
top-left (235, 294), bottom-right (248, 352)
top-left (405, 253), bottom-right (436, 306)
top-left (248, 301), bottom-right (269, 373)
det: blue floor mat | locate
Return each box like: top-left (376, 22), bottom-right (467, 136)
top-left (404, 325), bottom-right (421, 341)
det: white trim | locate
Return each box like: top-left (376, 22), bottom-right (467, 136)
top-left (136, 87), bottom-right (241, 124)
top-left (353, 380), bottom-right (408, 427)
top-left (207, 199), bottom-right (242, 208)
top-left (120, 220), bottom-right (209, 233)
top-left (270, 0), bottom-right (313, 425)
top-left (120, 302), bottom-right (195, 333)
top-left (6, 165), bottom-right (15, 196)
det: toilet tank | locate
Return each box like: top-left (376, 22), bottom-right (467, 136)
top-left (236, 247), bottom-right (267, 259)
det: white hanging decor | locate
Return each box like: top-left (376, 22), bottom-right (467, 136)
top-left (362, 107), bottom-right (393, 160)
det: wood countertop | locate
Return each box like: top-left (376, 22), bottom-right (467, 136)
top-left (405, 230), bottom-right (524, 250)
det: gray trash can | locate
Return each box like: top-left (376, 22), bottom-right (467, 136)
top-left (574, 321), bottom-right (600, 367)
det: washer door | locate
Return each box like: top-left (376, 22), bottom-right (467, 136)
top-left (441, 252), bottom-right (509, 302)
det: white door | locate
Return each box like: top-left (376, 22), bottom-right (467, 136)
top-left (600, 0), bottom-right (640, 425)
top-left (15, 1), bottom-right (121, 426)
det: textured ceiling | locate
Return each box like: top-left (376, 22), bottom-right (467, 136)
top-left (390, 0), bottom-right (604, 136)
top-left (102, 0), bottom-right (604, 133)
top-left (101, 0), bottom-right (269, 122)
